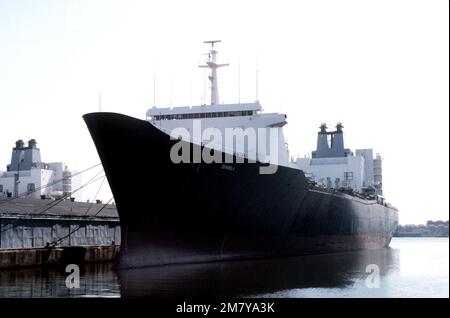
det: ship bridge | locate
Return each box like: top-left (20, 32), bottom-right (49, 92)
top-left (146, 102), bottom-right (262, 121)
top-left (145, 41), bottom-right (291, 167)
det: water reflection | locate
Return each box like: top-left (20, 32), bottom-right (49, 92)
top-left (1, 238), bottom-right (448, 298)
top-left (0, 263), bottom-right (120, 298)
top-left (117, 248), bottom-right (398, 297)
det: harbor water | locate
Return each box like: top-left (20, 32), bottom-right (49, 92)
top-left (0, 237), bottom-right (448, 298)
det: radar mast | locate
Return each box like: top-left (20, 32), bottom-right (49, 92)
top-left (199, 40), bottom-right (228, 105)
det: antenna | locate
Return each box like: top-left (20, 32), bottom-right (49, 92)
top-left (203, 40), bottom-right (221, 48)
top-left (279, 95), bottom-right (282, 113)
top-left (202, 66), bottom-right (206, 105)
top-left (189, 70), bottom-right (192, 106)
top-left (255, 52), bottom-right (259, 101)
top-left (170, 76), bottom-right (173, 106)
top-left (153, 60), bottom-right (156, 107)
top-left (238, 56), bottom-right (241, 104)
top-left (199, 40), bottom-right (229, 105)
top-left (99, 91), bottom-right (102, 112)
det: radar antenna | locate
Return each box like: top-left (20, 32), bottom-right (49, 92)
top-left (199, 40), bottom-right (229, 105)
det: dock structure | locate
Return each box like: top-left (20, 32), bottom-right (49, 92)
top-left (0, 197), bottom-right (120, 268)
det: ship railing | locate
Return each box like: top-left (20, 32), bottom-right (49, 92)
top-left (309, 183), bottom-right (382, 203)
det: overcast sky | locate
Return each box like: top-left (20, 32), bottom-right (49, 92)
top-left (0, 0), bottom-right (448, 224)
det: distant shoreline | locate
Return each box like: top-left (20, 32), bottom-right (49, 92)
top-left (393, 233), bottom-right (449, 238)
top-left (394, 220), bottom-right (449, 238)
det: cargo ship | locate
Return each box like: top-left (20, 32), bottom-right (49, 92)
top-left (83, 41), bottom-right (398, 269)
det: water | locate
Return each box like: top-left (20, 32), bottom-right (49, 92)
top-left (0, 238), bottom-right (448, 298)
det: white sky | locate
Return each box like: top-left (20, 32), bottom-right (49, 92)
top-left (0, 0), bottom-right (448, 224)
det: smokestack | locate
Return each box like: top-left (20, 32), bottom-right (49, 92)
top-left (331, 123), bottom-right (345, 156)
top-left (15, 140), bottom-right (24, 149)
top-left (315, 124), bottom-right (329, 157)
top-left (28, 139), bottom-right (37, 148)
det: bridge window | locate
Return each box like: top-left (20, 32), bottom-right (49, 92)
top-left (152, 109), bottom-right (256, 120)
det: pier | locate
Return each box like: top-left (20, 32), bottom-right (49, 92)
top-left (0, 196), bottom-right (120, 268)
top-left (0, 245), bottom-right (120, 269)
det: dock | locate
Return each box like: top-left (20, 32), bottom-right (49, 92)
top-left (0, 196), bottom-right (120, 268)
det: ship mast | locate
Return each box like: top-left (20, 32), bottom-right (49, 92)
top-left (199, 40), bottom-right (228, 105)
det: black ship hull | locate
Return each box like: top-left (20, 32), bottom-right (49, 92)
top-left (83, 113), bottom-right (399, 269)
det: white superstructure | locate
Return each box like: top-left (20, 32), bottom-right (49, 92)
top-left (146, 41), bottom-right (290, 166)
top-left (295, 124), bottom-right (383, 194)
top-left (0, 139), bottom-right (82, 201)
top-left (145, 41), bottom-right (384, 194)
